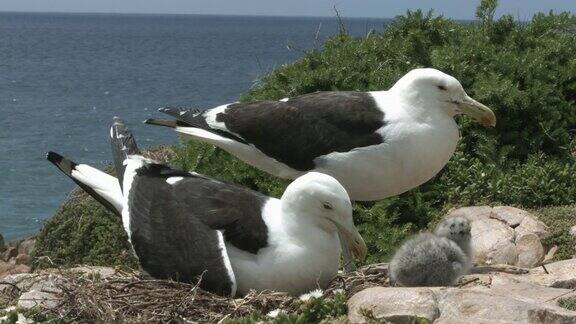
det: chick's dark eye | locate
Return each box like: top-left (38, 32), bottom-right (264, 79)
top-left (438, 85), bottom-right (447, 91)
top-left (323, 203), bottom-right (333, 210)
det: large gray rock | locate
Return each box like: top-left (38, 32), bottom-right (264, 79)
top-left (349, 281), bottom-right (576, 323)
top-left (348, 287), bottom-right (439, 323)
top-left (524, 259), bottom-right (576, 289)
top-left (482, 259), bottom-right (576, 290)
top-left (434, 288), bottom-right (576, 323)
top-left (445, 206), bottom-right (551, 268)
top-left (516, 234), bottom-right (545, 268)
top-left (485, 240), bottom-right (518, 266)
top-left (486, 281), bottom-right (576, 304)
top-left (446, 206), bottom-right (492, 222)
top-left (470, 218), bottom-right (515, 265)
top-left (349, 258), bottom-right (576, 323)
top-left (515, 216), bottom-right (550, 241)
top-left (490, 206), bottom-right (530, 227)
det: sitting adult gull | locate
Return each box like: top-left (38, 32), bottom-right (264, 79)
top-left (46, 117), bottom-right (367, 297)
top-left (145, 68), bottom-right (496, 202)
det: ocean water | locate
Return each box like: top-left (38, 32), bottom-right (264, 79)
top-left (0, 12), bottom-right (390, 240)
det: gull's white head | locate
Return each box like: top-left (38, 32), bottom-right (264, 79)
top-left (281, 172), bottom-right (367, 260)
top-left (391, 68), bottom-right (496, 127)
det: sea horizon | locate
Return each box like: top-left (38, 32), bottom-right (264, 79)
top-left (0, 10), bottom-right (395, 20)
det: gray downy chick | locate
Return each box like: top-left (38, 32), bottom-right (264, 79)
top-left (435, 216), bottom-right (472, 259)
top-left (389, 217), bottom-right (472, 287)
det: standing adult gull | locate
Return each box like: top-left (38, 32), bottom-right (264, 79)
top-left (145, 68), bottom-right (496, 202)
top-left (47, 118), bottom-right (367, 297)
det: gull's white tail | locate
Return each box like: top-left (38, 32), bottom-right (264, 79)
top-left (46, 152), bottom-right (123, 215)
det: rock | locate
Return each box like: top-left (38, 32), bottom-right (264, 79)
top-left (0, 262), bottom-right (31, 279)
top-left (1, 266), bottom-right (123, 313)
top-left (490, 206), bottom-right (529, 227)
top-left (528, 308), bottom-right (576, 324)
top-left (446, 206), bottom-right (493, 222)
top-left (435, 288), bottom-right (576, 323)
top-left (0, 233), bottom-right (5, 252)
top-left (480, 259), bottom-right (576, 289)
top-left (18, 290), bottom-right (60, 310)
top-left (525, 259), bottom-right (576, 289)
top-left (485, 240), bottom-right (518, 265)
top-left (17, 238), bottom-right (35, 255)
top-left (0, 273), bottom-right (42, 294)
top-left (443, 206), bottom-right (551, 267)
top-left (543, 246), bottom-right (558, 264)
top-left (470, 218), bottom-right (515, 265)
top-left (515, 216), bottom-right (549, 241)
top-left (1, 266), bottom-right (121, 295)
top-left (15, 253), bottom-right (29, 265)
top-left (569, 225), bottom-right (576, 237)
top-left (516, 234), bottom-right (545, 268)
top-left (348, 280), bottom-right (576, 323)
top-left (17, 313), bottom-right (30, 324)
top-left (69, 266), bottom-right (119, 279)
top-left (0, 272), bottom-right (61, 295)
top-left (486, 281), bottom-right (576, 304)
top-left (348, 287), bottom-right (439, 323)
top-left (3, 246), bottom-right (18, 261)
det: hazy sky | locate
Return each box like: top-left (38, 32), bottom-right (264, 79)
top-left (0, 0), bottom-right (574, 20)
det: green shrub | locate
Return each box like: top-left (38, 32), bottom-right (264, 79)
top-left (558, 296), bottom-right (576, 311)
top-left (535, 205), bottom-right (576, 260)
top-left (31, 195), bottom-right (137, 270)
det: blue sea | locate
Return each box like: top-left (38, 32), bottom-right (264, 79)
top-left (0, 12), bottom-right (390, 240)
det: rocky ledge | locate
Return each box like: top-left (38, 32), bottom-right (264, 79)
top-left (0, 235), bottom-right (35, 279)
top-left (348, 258), bottom-right (576, 323)
top-left (347, 205), bottom-right (576, 324)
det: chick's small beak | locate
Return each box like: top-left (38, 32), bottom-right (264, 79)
top-left (331, 220), bottom-right (367, 260)
top-left (457, 95), bottom-right (496, 127)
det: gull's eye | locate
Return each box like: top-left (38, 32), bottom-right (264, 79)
top-left (323, 203), bottom-right (333, 210)
top-left (438, 85), bottom-right (447, 91)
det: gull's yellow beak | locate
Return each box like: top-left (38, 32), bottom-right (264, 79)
top-left (457, 95), bottom-right (497, 127)
top-left (332, 220), bottom-right (367, 261)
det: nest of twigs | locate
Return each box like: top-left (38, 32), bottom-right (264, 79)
top-left (2, 263), bottom-right (390, 323)
top-left (325, 263), bottom-right (390, 298)
top-left (46, 273), bottom-right (298, 322)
